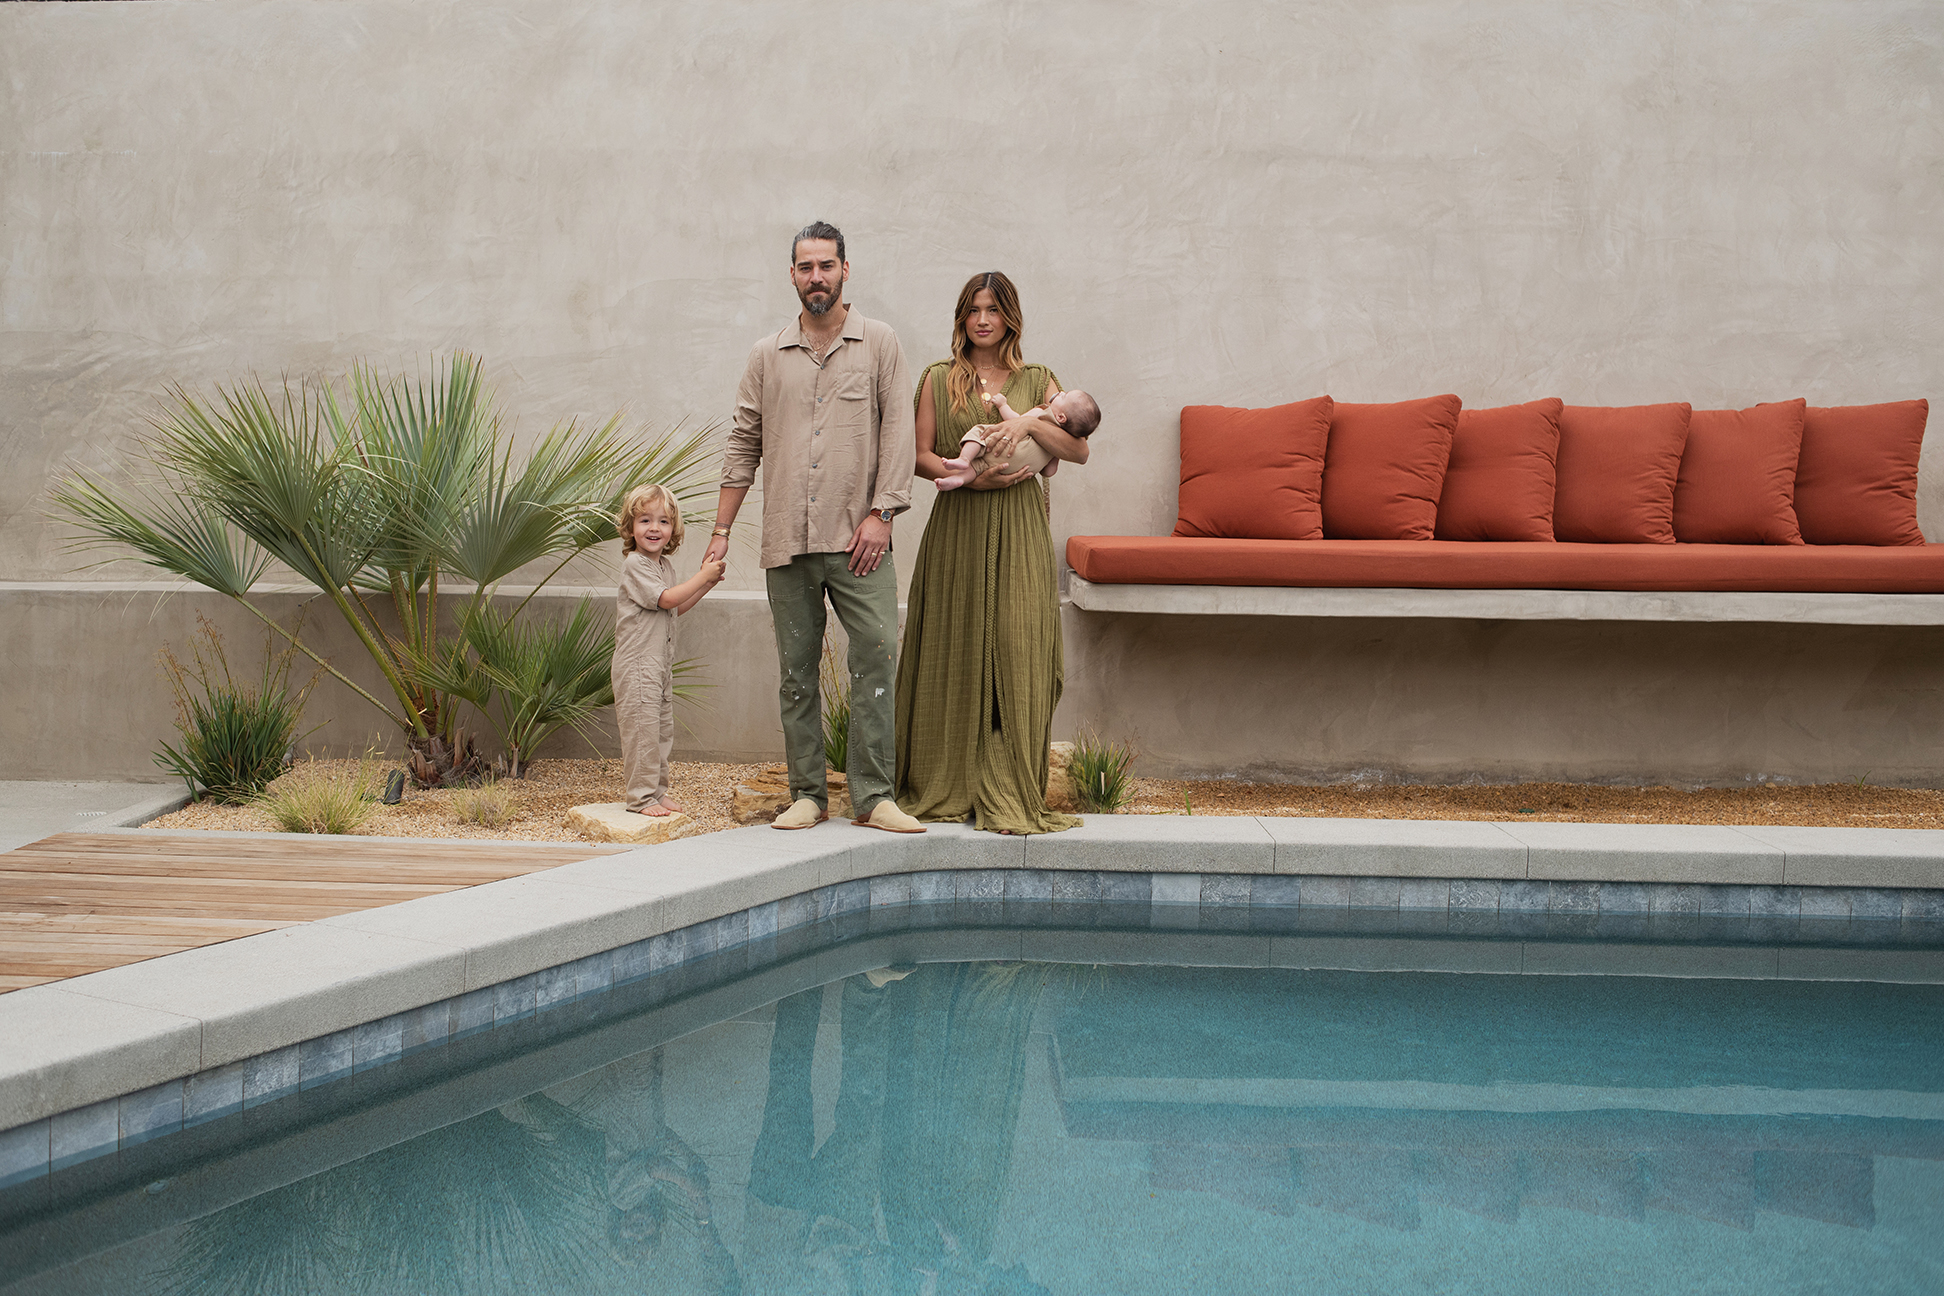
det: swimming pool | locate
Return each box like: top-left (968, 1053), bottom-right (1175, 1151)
top-left (4, 909), bottom-right (1942, 1294)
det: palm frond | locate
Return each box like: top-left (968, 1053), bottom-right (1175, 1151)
top-left (570, 420), bottom-right (723, 553)
top-left (461, 599), bottom-right (616, 773)
top-left (50, 474), bottom-right (270, 595)
top-left (147, 376), bottom-right (380, 592)
top-left (348, 354), bottom-right (497, 586)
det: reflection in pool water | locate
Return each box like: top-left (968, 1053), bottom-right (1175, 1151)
top-left (16, 962), bottom-right (1944, 1295)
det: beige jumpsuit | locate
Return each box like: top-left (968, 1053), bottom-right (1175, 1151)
top-left (613, 551), bottom-right (677, 812)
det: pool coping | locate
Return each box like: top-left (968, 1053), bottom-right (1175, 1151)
top-left (2, 814), bottom-right (1941, 1157)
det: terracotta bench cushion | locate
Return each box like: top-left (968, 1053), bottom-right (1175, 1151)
top-left (1065, 537), bottom-right (1944, 593)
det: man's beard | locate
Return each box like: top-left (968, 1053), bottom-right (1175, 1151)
top-left (800, 285), bottom-right (837, 317)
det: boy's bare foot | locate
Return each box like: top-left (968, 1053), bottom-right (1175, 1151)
top-left (656, 796), bottom-right (684, 814)
top-left (630, 803), bottom-right (673, 818)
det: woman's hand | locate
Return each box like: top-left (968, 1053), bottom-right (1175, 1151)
top-left (969, 454), bottom-right (1037, 491)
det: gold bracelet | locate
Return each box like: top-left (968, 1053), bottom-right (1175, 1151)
top-left (711, 527), bottom-right (732, 538)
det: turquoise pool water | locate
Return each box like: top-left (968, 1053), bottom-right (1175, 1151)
top-left (8, 959), bottom-right (1943, 1294)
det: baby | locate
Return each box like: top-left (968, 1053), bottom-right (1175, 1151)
top-left (934, 388), bottom-right (1101, 491)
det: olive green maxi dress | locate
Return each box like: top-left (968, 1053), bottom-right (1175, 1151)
top-left (894, 362), bottom-right (1082, 835)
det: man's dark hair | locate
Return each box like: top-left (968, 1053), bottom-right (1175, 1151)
top-left (791, 221), bottom-right (846, 266)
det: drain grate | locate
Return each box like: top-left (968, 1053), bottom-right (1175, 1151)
top-left (74, 811), bottom-right (107, 818)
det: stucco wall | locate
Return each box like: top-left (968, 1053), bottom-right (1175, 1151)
top-left (5, 0), bottom-right (1942, 783)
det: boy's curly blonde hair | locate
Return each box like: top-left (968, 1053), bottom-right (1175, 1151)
top-left (617, 483), bottom-right (684, 557)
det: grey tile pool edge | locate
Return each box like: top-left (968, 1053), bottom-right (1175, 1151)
top-left (2, 816), bottom-right (1941, 1186)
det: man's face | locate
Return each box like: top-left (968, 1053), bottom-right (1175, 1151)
top-left (790, 239), bottom-right (848, 317)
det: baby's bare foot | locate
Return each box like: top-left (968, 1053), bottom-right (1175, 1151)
top-left (935, 474), bottom-right (967, 492)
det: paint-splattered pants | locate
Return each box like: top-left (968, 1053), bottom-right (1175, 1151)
top-left (765, 552), bottom-right (899, 818)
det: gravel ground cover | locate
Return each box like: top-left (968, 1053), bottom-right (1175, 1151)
top-left (1136, 777), bottom-right (1944, 828)
top-left (146, 759), bottom-right (769, 841)
top-left (142, 759), bottom-right (1944, 840)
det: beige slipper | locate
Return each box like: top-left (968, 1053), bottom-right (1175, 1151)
top-left (772, 797), bottom-right (828, 830)
top-left (853, 800), bottom-right (926, 834)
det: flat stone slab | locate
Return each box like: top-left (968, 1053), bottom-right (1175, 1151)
top-left (566, 803), bottom-right (700, 845)
top-left (1262, 817), bottom-right (1527, 878)
top-left (1506, 822), bottom-right (1784, 884)
top-left (729, 767), bottom-right (853, 824)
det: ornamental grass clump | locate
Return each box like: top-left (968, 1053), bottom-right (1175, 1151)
top-left (1070, 727), bottom-right (1138, 814)
top-left (820, 638), bottom-right (850, 772)
top-left (155, 617), bottom-right (315, 803)
top-left (255, 752), bottom-right (385, 835)
top-left (451, 780), bottom-right (520, 829)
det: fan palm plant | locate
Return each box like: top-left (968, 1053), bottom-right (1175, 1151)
top-left (52, 354), bottom-right (716, 785)
top-left (439, 599), bottom-right (615, 779)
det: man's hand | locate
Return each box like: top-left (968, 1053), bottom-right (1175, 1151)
top-left (846, 513), bottom-right (893, 576)
top-left (703, 533), bottom-right (730, 567)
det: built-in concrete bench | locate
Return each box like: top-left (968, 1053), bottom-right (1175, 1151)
top-left (1066, 574), bottom-right (1944, 625)
top-left (1063, 537), bottom-right (1944, 624)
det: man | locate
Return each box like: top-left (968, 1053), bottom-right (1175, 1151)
top-left (703, 221), bottom-right (925, 833)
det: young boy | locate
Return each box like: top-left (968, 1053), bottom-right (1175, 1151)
top-left (613, 484), bottom-right (726, 816)
top-left (933, 388), bottom-right (1101, 491)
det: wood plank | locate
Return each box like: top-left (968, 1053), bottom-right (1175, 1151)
top-left (0, 853), bottom-right (568, 885)
top-left (0, 930), bottom-right (284, 953)
top-left (0, 914), bottom-right (296, 937)
top-left (21, 833), bottom-right (629, 862)
top-left (0, 871), bottom-right (460, 902)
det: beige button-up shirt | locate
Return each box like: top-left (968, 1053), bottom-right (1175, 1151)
top-left (613, 551), bottom-right (676, 695)
top-left (722, 308), bottom-right (915, 569)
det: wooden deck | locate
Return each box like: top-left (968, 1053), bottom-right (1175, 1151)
top-left (0, 832), bottom-right (631, 992)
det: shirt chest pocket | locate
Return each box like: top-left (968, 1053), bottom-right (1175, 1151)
top-left (833, 370), bottom-right (873, 425)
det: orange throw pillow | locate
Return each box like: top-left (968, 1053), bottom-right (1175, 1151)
top-left (1792, 400), bottom-right (1929, 545)
top-left (1435, 399), bottom-right (1563, 542)
top-left (1554, 403), bottom-right (1692, 544)
top-left (1672, 400), bottom-right (1806, 544)
top-left (1321, 395), bottom-right (1462, 540)
top-left (1173, 397), bottom-right (1333, 540)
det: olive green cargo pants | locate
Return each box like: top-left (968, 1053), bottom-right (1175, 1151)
top-left (765, 553), bottom-right (898, 818)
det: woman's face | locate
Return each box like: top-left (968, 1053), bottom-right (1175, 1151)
top-left (962, 288), bottom-right (1008, 351)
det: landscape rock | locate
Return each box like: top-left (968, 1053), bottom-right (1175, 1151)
top-left (1046, 741), bottom-right (1078, 812)
top-left (567, 802), bottom-right (700, 845)
top-left (730, 765), bottom-right (852, 823)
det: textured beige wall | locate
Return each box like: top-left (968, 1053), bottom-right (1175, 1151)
top-left (5, 0), bottom-right (1942, 587)
top-left (5, 0), bottom-right (1942, 783)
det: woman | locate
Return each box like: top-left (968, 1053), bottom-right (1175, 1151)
top-left (894, 272), bottom-right (1089, 834)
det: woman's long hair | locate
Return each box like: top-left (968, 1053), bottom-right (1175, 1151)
top-left (945, 271), bottom-right (1024, 416)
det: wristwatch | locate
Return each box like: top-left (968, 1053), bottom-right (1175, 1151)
top-left (875, 508), bottom-right (895, 523)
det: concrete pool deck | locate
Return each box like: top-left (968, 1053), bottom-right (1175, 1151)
top-left (2, 814), bottom-right (1942, 1184)
top-left (0, 783), bottom-right (188, 856)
